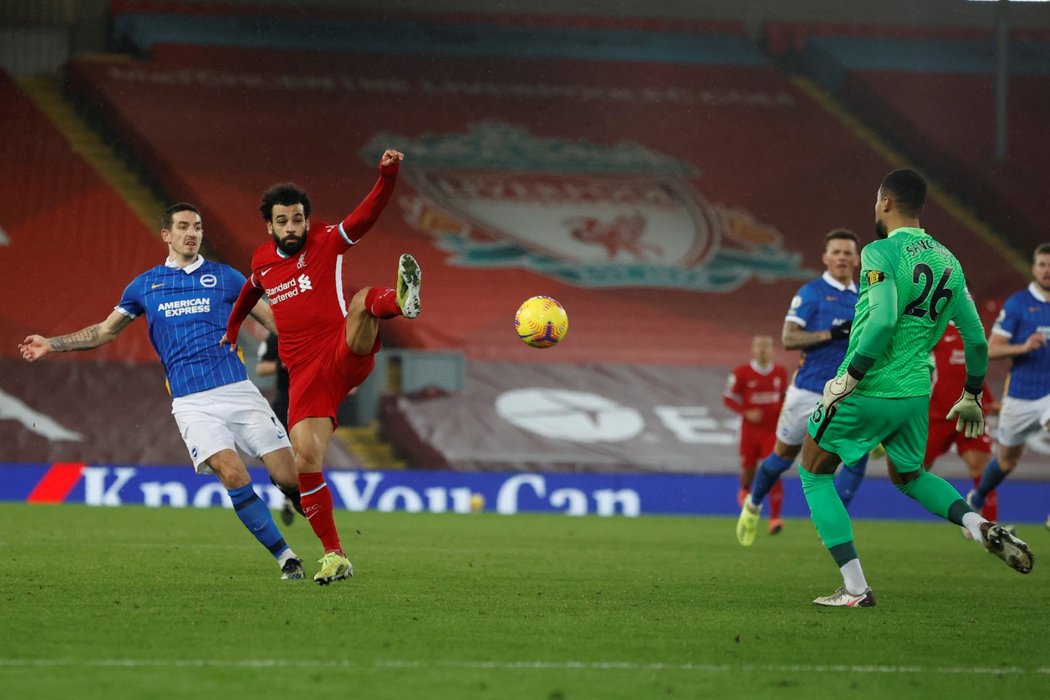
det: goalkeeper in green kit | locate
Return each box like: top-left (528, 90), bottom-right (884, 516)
top-left (799, 169), bottom-right (1034, 607)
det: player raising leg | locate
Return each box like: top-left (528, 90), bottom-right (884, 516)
top-left (224, 148), bottom-right (418, 584)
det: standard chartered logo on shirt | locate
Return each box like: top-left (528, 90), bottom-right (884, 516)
top-left (266, 274), bottom-right (313, 304)
top-left (157, 298), bottom-right (211, 317)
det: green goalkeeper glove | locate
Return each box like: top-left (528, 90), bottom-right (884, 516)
top-left (946, 389), bottom-right (984, 438)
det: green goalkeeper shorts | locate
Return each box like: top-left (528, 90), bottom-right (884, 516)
top-left (807, 394), bottom-right (930, 472)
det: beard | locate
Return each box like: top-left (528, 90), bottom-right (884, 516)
top-left (874, 219), bottom-right (888, 239)
top-left (273, 231), bottom-right (306, 255)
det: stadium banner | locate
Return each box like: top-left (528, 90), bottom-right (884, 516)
top-left (377, 359), bottom-right (1050, 477)
top-left (2, 462), bottom-right (1048, 523)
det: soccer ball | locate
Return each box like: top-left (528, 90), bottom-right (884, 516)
top-left (515, 296), bottom-right (569, 349)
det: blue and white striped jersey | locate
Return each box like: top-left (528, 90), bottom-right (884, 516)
top-left (992, 283), bottom-right (1050, 400)
top-left (784, 271), bottom-right (858, 393)
top-left (116, 257), bottom-right (248, 398)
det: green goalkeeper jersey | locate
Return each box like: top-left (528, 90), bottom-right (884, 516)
top-left (839, 227), bottom-right (987, 399)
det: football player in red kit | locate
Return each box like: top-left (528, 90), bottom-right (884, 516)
top-left (724, 335), bottom-right (789, 534)
top-left (924, 323), bottom-right (999, 527)
top-left (224, 148), bottom-right (420, 584)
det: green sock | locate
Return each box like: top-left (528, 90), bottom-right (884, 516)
top-left (799, 468), bottom-right (855, 551)
top-left (895, 469), bottom-right (971, 525)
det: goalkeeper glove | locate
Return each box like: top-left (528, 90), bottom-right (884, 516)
top-left (821, 368), bottom-right (861, 412)
top-left (946, 389), bottom-right (984, 438)
top-left (829, 319), bottom-right (853, 341)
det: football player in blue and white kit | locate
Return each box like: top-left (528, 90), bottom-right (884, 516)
top-left (19, 203), bottom-right (306, 580)
top-left (736, 229), bottom-right (869, 545)
top-left (969, 243), bottom-right (1050, 514)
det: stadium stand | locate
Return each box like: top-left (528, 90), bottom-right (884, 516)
top-left (766, 23), bottom-right (1050, 257)
top-left (0, 68), bottom-right (158, 364)
top-left (64, 37), bottom-right (1019, 365)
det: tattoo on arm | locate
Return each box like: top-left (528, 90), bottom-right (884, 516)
top-left (781, 324), bottom-right (831, 350)
top-left (49, 325), bottom-right (102, 352)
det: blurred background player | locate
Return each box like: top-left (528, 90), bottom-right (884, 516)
top-left (256, 330), bottom-right (295, 526)
top-left (19, 203), bottom-right (305, 580)
top-left (256, 331), bottom-right (289, 431)
top-left (924, 320), bottom-right (999, 535)
top-left (737, 229), bottom-right (868, 546)
top-left (225, 148), bottom-right (420, 585)
top-left (799, 168), bottom-right (1030, 607)
top-left (723, 335), bottom-right (788, 534)
top-left (969, 243), bottom-right (1050, 519)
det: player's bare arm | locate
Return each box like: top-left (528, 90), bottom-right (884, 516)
top-left (249, 299), bottom-right (278, 337)
top-left (781, 320), bottom-right (834, 350)
top-left (19, 310), bottom-right (133, 361)
top-left (988, 331), bottom-right (1046, 360)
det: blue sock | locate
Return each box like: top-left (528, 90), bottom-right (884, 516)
top-left (751, 453), bottom-right (793, 505)
top-left (974, 459), bottom-right (1006, 508)
top-left (834, 454), bottom-right (869, 510)
top-left (228, 483), bottom-right (290, 560)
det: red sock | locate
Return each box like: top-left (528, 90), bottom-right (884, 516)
top-left (983, 490), bottom-right (998, 522)
top-left (973, 474), bottom-right (999, 521)
top-left (298, 471), bottom-right (343, 555)
top-left (365, 287), bottom-right (401, 319)
top-left (769, 479), bottom-right (784, 520)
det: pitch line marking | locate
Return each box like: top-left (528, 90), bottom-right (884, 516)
top-left (0, 659), bottom-right (1047, 676)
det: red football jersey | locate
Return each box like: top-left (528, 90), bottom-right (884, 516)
top-left (247, 169), bottom-right (397, 370)
top-left (723, 361), bottom-right (788, 433)
top-left (929, 325), bottom-right (994, 418)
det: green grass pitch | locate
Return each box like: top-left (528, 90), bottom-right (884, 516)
top-left (1, 503), bottom-right (1047, 699)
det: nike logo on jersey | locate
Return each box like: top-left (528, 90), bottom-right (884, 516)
top-left (260, 267), bottom-right (273, 276)
top-left (151, 283), bottom-right (165, 289)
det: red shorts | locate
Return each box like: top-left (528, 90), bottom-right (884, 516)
top-left (924, 417), bottom-right (992, 466)
top-left (739, 426), bottom-right (776, 470)
top-left (286, 330), bottom-right (381, 429)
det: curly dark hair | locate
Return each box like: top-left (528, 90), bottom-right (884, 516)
top-left (260, 183), bottom-right (311, 222)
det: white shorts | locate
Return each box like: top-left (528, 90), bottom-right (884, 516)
top-left (775, 384), bottom-right (822, 446)
top-left (171, 380), bottom-right (292, 473)
top-left (995, 394), bottom-right (1050, 448)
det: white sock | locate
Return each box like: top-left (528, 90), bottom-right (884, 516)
top-left (840, 559), bottom-right (868, 595)
top-left (962, 512), bottom-right (988, 542)
top-left (277, 549), bottom-right (298, 567)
